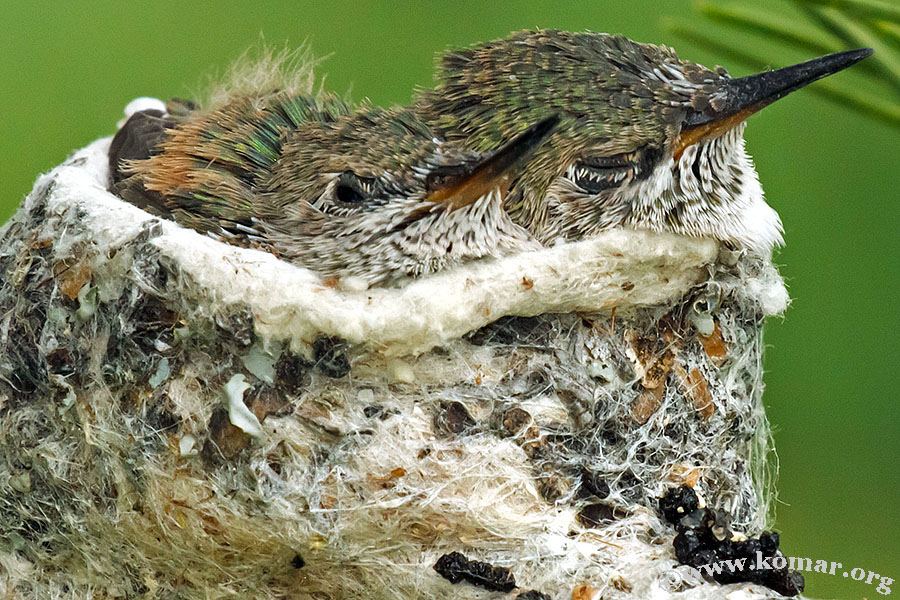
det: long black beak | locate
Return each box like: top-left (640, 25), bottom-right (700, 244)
top-left (424, 115), bottom-right (560, 210)
top-left (684, 48), bottom-right (874, 128)
top-left (473, 114), bottom-right (561, 181)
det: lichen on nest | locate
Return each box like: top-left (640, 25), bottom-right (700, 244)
top-left (0, 141), bottom-right (793, 599)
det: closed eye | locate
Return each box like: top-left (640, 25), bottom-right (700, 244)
top-left (566, 155), bottom-right (634, 194)
top-left (311, 170), bottom-right (386, 215)
top-left (333, 170), bottom-right (379, 208)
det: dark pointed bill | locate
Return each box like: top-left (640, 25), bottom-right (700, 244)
top-left (684, 48), bottom-right (873, 130)
top-left (674, 48), bottom-right (872, 159)
top-left (425, 115), bottom-right (560, 210)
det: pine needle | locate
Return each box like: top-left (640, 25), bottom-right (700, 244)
top-left (664, 18), bottom-right (900, 128)
top-left (664, 0), bottom-right (900, 129)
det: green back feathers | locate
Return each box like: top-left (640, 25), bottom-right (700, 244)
top-left (122, 92), bottom-right (353, 238)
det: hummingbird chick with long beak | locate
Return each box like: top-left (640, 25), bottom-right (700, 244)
top-left (109, 92), bottom-right (558, 286)
top-left (416, 30), bottom-right (872, 253)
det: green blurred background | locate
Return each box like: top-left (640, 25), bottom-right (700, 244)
top-left (1, 1), bottom-right (897, 597)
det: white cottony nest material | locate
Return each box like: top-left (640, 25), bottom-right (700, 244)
top-left (38, 139), bottom-right (728, 356)
top-left (0, 140), bottom-right (796, 600)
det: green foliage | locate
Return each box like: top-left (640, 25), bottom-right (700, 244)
top-left (0, 5), bottom-right (897, 598)
top-left (665, 0), bottom-right (900, 128)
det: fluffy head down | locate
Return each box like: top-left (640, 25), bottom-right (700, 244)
top-left (417, 30), bottom-right (788, 253)
top-left (545, 122), bottom-right (782, 251)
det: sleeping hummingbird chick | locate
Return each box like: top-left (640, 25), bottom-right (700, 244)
top-left (109, 32), bottom-right (871, 286)
top-left (109, 90), bottom-right (558, 286)
top-left (415, 30), bottom-right (872, 253)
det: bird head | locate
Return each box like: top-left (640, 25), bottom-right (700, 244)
top-left (261, 108), bottom-right (559, 285)
top-left (417, 30), bottom-right (871, 253)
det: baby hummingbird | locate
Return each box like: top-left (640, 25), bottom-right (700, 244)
top-left (416, 30), bottom-right (872, 253)
top-left (109, 91), bottom-right (558, 286)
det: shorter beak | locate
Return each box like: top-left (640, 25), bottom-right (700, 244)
top-left (425, 115), bottom-right (560, 210)
top-left (675, 48), bottom-right (873, 158)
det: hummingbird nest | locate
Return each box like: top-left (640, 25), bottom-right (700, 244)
top-left (0, 140), bottom-right (795, 599)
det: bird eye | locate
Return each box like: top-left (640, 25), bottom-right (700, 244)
top-left (333, 171), bottom-right (377, 208)
top-left (566, 155), bottom-right (634, 194)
